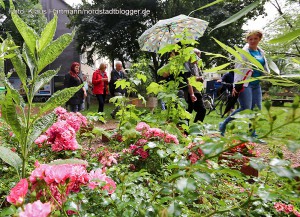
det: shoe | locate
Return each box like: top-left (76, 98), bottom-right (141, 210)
top-left (219, 122), bottom-right (225, 136)
top-left (256, 139), bottom-right (267, 145)
top-left (110, 113), bottom-right (116, 119)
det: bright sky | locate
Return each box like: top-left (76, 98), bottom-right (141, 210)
top-left (64, 0), bottom-right (283, 30)
top-left (243, 1), bottom-right (281, 30)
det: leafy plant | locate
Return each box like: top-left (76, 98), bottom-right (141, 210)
top-left (0, 1), bottom-right (79, 177)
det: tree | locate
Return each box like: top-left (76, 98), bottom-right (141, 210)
top-left (70, 0), bottom-right (267, 78)
top-left (69, 0), bottom-right (156, 68)
top-left (0, 0), bottom-right (47, 45)
top-left (262, 0), bottom-right (300, 74)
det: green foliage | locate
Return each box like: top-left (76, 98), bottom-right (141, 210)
top-left (269, 28), bottom-right (300, 44)
top-left (0, 2), bottom-right (75, 178)
top-left (0, 146), bottom-right (22, 175)
top-left (211, 1), bottom-right (260, 32)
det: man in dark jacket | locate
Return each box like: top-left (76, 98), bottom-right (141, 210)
top-left (110, 61), bottom-right (126, 119)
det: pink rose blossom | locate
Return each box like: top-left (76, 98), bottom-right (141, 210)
top-left (88, 169), bottom-right (116, 194)
top-left (7, 179), bottom-right (28, 206)
top-left (164, 133), bottom-right (179, 144)
top-left (136, 122), bottom-right (150, 132)
top-left (136, 139), bottom-right (148, 146)
top-left (294, 210), bottom-right (300, 217)
top-left (274, 202), bottom-right (296, 214)
top-left (34, 135), bottom-right (48, 145)
top-left (19, 200), bottom-right (51, 217)
top-left (134, 148), bottom-right (149, 159)
top-left (54, 106), bottom-right (67, 116)
top-left (189, 152), bottom-right (199, 164)
top-left (129, 144), bottom-right (138, 150)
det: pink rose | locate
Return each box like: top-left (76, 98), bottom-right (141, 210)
top-left (7, 179), bottom-right (28, 206)
top-left (135, 122), bottom-right (150, 132)
top-left (19, 200), bottom-right (51, 217)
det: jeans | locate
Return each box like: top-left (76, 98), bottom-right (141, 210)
top-left (219, 83), bottom-right (262, 135)
top-left (96, 94), bottom-right (106, 113)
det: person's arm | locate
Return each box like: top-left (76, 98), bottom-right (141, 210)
top-left (188, 84), bottom-right (197, 102)
top-left (92, 71), bottom-right (101, 85)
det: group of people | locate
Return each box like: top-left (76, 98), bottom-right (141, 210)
top-left (63, 61), bottom-right (126, 118)
top-left (64, 29), bottom-right (269, 138)
top-left (159, 29), bottom-right (269, 137)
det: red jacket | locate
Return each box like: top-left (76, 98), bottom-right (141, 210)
top-left (92, 69), bottom-right (108, 94)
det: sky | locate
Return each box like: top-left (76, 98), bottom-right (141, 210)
top-left (64, 0), bottom-right (283, 30)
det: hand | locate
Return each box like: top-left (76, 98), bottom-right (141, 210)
top-left (232, 88), bottom-right (238, 97)
top-left (190, 94), bottom-right (197, 102)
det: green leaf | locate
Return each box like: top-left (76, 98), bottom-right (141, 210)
top-left (203, 63), bottom-right (231, 73)
top-left (0, 0), bottom-right (5, 9)
top-left (211, 1), bottom-right (260, 32)
top-left (192, 172), bottom-right (212, 183)
top-left (27, 112), bottom-right (56, 150)
top-left (9, 44), bottom-right (27, 90)
top-left (38, 85), bottom-right (83, 115)
top-left (147, 82), bottom-right (163, 95)
top-left (38, 15), bottom-right (58, 53)
top-left (49, 158), bottom-right (89, 166)
top-left (268, 60), bottom-right (280, 75)
top-left (213, 37), bottom-right (242, 61)
top-left (189, 0), bottom-right (224, 16)
top-left (269, 29), bottom-right (300, 44)
top-left (37, 31), bottom-right (75, 73)
top-left (136, 73), bottom-right (147, 83)
top-left (271, 167), bottom-right (294, 178)
top-left (1, 91), bottom-right (22, 140)
top-left (2, 77), bottom-right (25, 106)
top-left (292, 58), bottom-right (300, 64)
top-left (157, 149), bottom-right (167, 158)
top-left (0, 146), bottom-right (22, 171)
top-left (175, 178), bottom-right (196, 193)
top-left (249, 158), bottom-right (266, 171)
top-left (22, 44), bottom-right (36, 77)
top-left (167, 202), bottom-right (182, 217)
top-left (0, 206), bottom-right (17, 217)
top-left (10, 0), bottom-right (38, 54)
top-left (235, 46), bottom-right (265, 71)
top-left (33, 69), bottom-right (59, 95)
top-left (201, 142), bottom-right (223, 156)
top-left (188, 76), bottom-right (203, 92)
top-left (269, 158), bottom-right (290, 167)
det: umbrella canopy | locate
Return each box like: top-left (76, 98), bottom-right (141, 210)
top-left (138, 14), bottom-right (209, 53)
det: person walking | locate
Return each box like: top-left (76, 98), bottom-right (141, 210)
top-left (64, 62), bottom-right (86, 112)
top-left (92, 63), bottom-right (109, 113)
top-left (185, 48), bottom-right (206, 123)
top-left (110, 61), bottom-right (126, 119)
top-left (219, 30), bottom-right (270, 136)
top-left (82, 74), bottom-right (92, 110)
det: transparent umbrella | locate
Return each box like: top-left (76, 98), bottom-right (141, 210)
top-left (138, 14), bottom-right (209, 53)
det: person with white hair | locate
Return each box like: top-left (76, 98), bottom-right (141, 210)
top-left (110, 61), bottom-right (127, 119)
